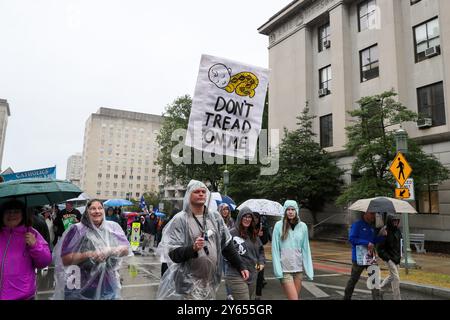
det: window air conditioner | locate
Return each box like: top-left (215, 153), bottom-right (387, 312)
top-left (323, 40), bottom-right (331, 49)
top-left (424, 46), bottom-right (440, 58)
top-left (318, 88), bottom-right (329, 97)
top-left (417, 117), bottom-right (432, 128)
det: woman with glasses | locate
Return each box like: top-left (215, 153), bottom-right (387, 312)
top-left (0, 200), bottom-right (52, 300)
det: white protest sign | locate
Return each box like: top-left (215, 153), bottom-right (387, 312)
top-left (185, 54), bottom-right (269, 159)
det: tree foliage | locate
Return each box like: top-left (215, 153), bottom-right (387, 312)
top-left (336, 90), bottom-right (449, 207)
top-left (155, 95), bottom-right (224, 191)
top-left (258, 104), bottom-right (344, 223)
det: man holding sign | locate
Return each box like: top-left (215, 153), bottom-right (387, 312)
top-left (185, 54), bottom-right (269, 159)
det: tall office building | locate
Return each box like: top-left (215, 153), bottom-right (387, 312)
top-left (0, 99), bottom-right (11, 170)
top-left (66, 153), bottom-right (83, 187)
top-left (80, 108), bottom-right (163, 200)
top-left (259, 0), bottom-right (450, 243)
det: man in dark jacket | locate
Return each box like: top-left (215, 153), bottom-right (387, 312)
top-left (31, 207), bottom-right (51, 245)
top-left (377, 214), bottom-right (402, 300)
top-left (344, 211), bottom-right (386, 300)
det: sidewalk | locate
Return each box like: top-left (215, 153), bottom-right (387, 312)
top-left (264, 240), bottom-right (450, 298)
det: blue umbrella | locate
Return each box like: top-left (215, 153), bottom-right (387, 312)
top-left (103, 198), bottom-right (133, 207)
top-left (211, 192), bottom-right (236, 210)
top-left (154, 211), bottom-right (166, 218)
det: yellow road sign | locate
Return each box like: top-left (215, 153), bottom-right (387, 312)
top-left (395, 188), bottom-right (410, 199)
top-left (389, 152), bottom-right (412, 187)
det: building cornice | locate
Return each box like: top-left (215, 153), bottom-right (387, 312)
top-left (259, 0), bottom-right (346, 49)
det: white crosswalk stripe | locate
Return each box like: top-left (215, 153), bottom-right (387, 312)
top-left (302, 282), bottom-right (330, 298)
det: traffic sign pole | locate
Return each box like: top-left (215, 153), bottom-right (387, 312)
top-left (390, 149), bottom-right (417, 272)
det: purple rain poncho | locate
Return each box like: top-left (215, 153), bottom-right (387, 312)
top-left (52, 208), bottom-right (132, 300)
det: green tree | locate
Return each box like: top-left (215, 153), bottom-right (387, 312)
top-left (336, 90), bottom-right (449, 207)
top-left (155, 95), bottom-right (224, 191)
top-left (226, 92), bottom-right (269, 204)
top-left (259, 104), bottom-right (344, 224)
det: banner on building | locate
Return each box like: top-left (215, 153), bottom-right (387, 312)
top-left (185, 54), bottom-right (269, 159)
top-left (0, 166), bottom-right (56, 183)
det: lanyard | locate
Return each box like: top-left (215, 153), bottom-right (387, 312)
top-left (192, 214), bottom-right (205, 233)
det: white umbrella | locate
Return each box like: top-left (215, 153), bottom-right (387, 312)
top-left (348, 197), bottom-right (417, 214)
top-left (237, 199), bottom-right (284, 216)
top-left (65, 192), bottom-right (90, 202)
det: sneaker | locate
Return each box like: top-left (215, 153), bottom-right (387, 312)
top-left (226, 294), bottom-right (234, 300)
top-left (255, 296), bottom-right (261, 300)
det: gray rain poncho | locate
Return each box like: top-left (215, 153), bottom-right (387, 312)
top-left (156, 180), bottom-right (232, 300)
top-left (52, 204), bottom-right (133, 300)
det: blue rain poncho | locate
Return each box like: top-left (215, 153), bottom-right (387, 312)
top-left (271, 200), bottom-right (314, 280)
top-left (156, 180), bottom-right (232, 300)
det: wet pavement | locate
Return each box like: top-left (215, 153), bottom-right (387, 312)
top-left (36, 248), bottom-right (442, 300)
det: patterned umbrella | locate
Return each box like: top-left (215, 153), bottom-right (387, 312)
top-left (237, 199), bottom-right (284, 216)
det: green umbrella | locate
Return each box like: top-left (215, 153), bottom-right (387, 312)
top-left (0, 178), bottom-right (83, 208)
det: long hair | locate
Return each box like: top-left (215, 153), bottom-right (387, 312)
top-left (281, 211), bottom-right (299, 241)
top-left (239, 215), bottom-right (256, 242)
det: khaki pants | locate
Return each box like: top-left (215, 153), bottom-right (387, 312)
top-left (381, 260), bottom-right (401, 300)
top-left (225, 275), bottom-right (256, 300)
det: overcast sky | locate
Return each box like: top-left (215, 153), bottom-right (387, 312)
top-left (0, 0), bottom-right (291, 179)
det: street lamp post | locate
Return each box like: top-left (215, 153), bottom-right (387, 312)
top-left (223, 169), bottom-right (229, 196)
top-left (394, 129), bottom-right (417, 273)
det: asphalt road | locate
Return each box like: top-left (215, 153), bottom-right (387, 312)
top-left (36, 250), bottom-right (441, 300)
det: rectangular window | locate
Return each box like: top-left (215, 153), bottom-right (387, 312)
top-left (112, 191), bottom-right (117, 197)
top-left (96, 190), bottom-right (101, 196)
top-left (319, 65), bottom-right (332, 95)
top-left (318, 23), bottom-right (330, 52)
top-left (358, 0), bottom-right (377, 32)
top-left (320, 114), bottom-right (333, 148)
top-left (98, 173), bottom-right (102, 178)
top-left (417, 82), bottom-right (446, 127)
top-left (360, 45), bottom-right (379, 82)
top-left (414, 18), bottom-right (440, 63)
top-left (419, 185), bottom-right (439, 214)
top-left (106, 174), bottom-right (110, 179)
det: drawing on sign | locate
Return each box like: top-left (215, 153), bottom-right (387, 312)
top-left (395, 188), bottom-right (410, 199)
top-left (208, 63), bottom-right (259, 98)
top-left (397, 158), bottom-right (405, 181)
top-left (389, 152), bottom-right (412, 187)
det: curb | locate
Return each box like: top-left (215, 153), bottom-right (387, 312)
top-left (399, 281), bottom-right (450, 299)
top-left (315, 258), bottom-right (450, 299)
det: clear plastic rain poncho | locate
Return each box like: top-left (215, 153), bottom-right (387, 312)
top-left (52, 203), bottom-right (133, 300)
top-left (156, 180), bottom-right (232, 300)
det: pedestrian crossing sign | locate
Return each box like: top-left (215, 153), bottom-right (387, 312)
top-left (395, 188), bottom-right (410, 199)
top-left (389, 152), bottom-right (412, 187)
